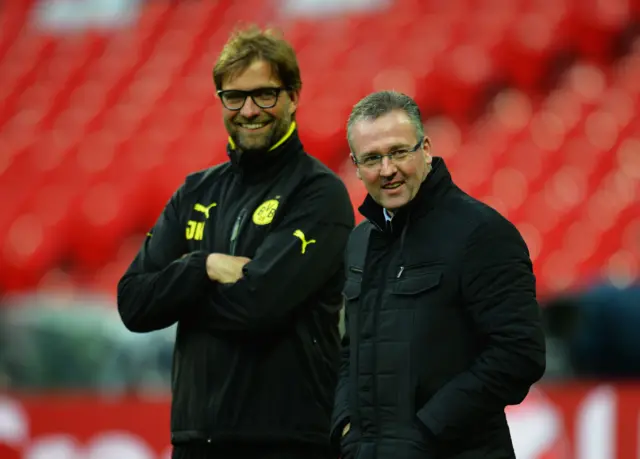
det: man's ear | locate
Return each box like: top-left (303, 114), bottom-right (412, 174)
top-left (288, 90), bottom-right (300, 115)
top-left (350, 153), bottom-right (362, 180)
top-left (423, 136), bottom-right (433, 166)
top-left (423, 135), bottom-right (432, 153)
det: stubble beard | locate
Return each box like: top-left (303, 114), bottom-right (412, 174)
top-left (227, 116), bottom-right (291, 154)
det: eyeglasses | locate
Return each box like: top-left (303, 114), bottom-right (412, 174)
top-left (351, 139), bottom-right (424, 170)
top-left (217, 87), bottom-right (287, 111)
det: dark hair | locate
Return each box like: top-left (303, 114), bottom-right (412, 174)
top-left (213, 25), bottom-right (302, 92)
top-left (347, 90), bottom-right (424, 147)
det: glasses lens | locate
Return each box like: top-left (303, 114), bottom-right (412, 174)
top-left (360, 156), bottom-right (381, 168)
top-left (221, 91), bottom-right (247, 110)
top-left (392, 151), bottom-right (411, 162)
top-left (252, 88), bottom-right (278, 108)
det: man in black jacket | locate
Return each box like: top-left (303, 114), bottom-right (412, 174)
top-left (331, 91), bottom-right (546, 459)
top-left (117, 26), bottom-right (355, 459)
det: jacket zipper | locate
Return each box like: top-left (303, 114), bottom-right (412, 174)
top-left (229, 208), bottom-right (248, 255)
top-left (348, 260), bottom-right (364, 437)
top-left (371, 221), bottom-right (390, 456)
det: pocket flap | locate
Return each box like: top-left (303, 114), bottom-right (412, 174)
top-left (343, 279), bottom-right (362, 301)
top-left (393, 271), bottom-right (442, 295)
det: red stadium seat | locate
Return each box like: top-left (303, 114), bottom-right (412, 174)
top-left (575, 0), bottom-right (633, 63)
top-left (0, 0), bottom-right (637, 296)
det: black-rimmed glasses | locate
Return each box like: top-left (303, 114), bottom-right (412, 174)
top-left (217, 87), bottom-right (287, 111)
top-left (351, 139), bottom-right (424, 170)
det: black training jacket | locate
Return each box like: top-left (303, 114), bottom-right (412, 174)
top-left (117, 128), bottom-right (355, 451)
top-left (331, 157), bottom-right (545, 459)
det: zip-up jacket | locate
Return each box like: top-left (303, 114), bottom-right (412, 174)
top-left (331, 158), bottom-right (545, 459)
top-left (117, 126), bottom-right (355, 452)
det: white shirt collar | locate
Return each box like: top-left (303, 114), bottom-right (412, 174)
top-left (383, 208), bottom-right (394, 223)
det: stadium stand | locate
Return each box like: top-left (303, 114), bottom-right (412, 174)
top-left (0, 0), bottom-right (638, 299)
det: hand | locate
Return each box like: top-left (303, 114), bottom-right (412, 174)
top-left (340, 422), bottom-right (355, 459)
top-left (206, 253), bottom-right (251, 284)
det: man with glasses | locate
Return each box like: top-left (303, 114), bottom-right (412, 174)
top-left (118, 25), bottom-right (354, 459)
top-left (331, 91), bottom-right (545, 459)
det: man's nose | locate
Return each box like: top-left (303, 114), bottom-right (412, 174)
top-left (379, 156), bottom-right (397, 177)
top-left (239, 97), bottom-right (261, 118)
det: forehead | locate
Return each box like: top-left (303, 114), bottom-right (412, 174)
top-left (222, 59), bottom-right (281, 90)
top-left (350, 110), bottom-right (417, 155)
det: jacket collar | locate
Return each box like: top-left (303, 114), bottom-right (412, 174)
top-left (358, 157), bottom-right (454, 233)
top-left (227, 122), bottom-right (302, 181)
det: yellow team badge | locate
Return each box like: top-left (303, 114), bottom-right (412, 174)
top-left (253, 199), bottom-right (279, 225)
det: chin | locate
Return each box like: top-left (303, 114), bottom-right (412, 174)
top-left (242, 130), bottom-right (276, 147)
top-left (376, 198), bottom-right (404, 210)
top-left (379, 197), bottom-right (409, 211)
top-left (237, 137), bottom-right (270, 152)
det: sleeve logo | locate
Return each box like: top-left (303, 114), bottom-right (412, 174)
top-left (186, 202), bottom-right (217, 241)
top-left (293, 229), bottom-right (316, 254)
top-left (193, 203), bottom-right (217, 219)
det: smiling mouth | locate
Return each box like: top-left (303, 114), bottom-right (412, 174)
top-left (238, 122), bottom-right (270, 131)
top-left (382, 182), bottom-right (404, 190)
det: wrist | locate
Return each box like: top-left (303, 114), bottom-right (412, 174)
top-left (206, 253), bottom-right (220, 281)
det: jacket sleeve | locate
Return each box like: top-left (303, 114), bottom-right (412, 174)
top-left (117, 187), bottom-right (211, 333)
top-left (416, 215), bottom-right (546, 440)
top-left (201, 176), bottom-right (355, 332)
top-left (331, 303), bottom-right (351, 451)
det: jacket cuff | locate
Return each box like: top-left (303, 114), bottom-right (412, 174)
top-left (416, 407), bottom-right (440, 440)
top-left (184, 250), bottom-right (210, 278)
top-left (330, 415), bottom-right (349, 453)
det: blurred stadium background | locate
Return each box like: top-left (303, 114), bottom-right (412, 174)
top-left (0, 0), bottom-right (639, 457)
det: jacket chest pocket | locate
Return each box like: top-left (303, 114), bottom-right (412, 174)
top-left (343, 272), bottom-right (363, 341)
top-left (344, 264), bottom-right (363, 304)
top-left (344, 279), bottom-right (362, 305)
top-left (389, 269), bottom-right (443, 309)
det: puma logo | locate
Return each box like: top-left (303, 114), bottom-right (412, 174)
top-left (193, 203), bottom-right (217, 219)
top-left (293, 229), bottom-right (316, 254)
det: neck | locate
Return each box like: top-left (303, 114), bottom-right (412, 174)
top-left (226, 123), bottom-right (303, 182)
